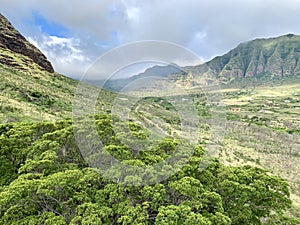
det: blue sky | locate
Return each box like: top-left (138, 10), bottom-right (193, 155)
top-left (2, 0), bottom-right (300, 79)
top-left (32, 12), bottom-right (69, 38)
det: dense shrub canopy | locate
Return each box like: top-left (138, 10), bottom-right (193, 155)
top-left (0, 115), bottom-right (298, 224)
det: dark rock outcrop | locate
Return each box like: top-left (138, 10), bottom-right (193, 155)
top-left (0, 13), bottom-right (54, 73)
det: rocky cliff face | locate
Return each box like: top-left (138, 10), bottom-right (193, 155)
top-left (0, 13), bottom-right (54, 73)
top-left (191, 34), bottom-right (300, 81)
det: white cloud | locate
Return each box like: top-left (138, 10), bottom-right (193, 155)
top-left (28, 35), bottom-right (91, 78)
top-left (2, 0), bottom-right (300, 77)
top-left (126, 7), bottom-right (140, 22)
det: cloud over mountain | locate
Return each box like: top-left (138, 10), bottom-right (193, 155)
top-left (2, 0), bottom-right (300, 78)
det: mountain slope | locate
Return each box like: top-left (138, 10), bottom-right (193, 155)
top-left (0, 13), bottom-right (75, 122)
top-left (190, 34), bottom-right (300, 81)
top-left (0, 13), bottom-right (54, 74)
top-left (0, 13), bottom-right (114, 123)
top-left (0, 64), bottom-right (76, 122)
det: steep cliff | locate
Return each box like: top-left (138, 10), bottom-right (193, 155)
top-left (201, 34), bottom-right (300, 80)
top-left (0, 13), bottom-right (54, 73)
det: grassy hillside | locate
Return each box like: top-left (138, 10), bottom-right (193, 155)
top-left (0, 63), bottom-right (118, 123)
top-left (0, 63), bottom-right (76, 122)
top-left (0, 13), bottom-right (76, 122)
top-left (217, 75), bottom-right (300, 217)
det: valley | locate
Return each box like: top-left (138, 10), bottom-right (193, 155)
top-left (117, 75), bottom-right (300, 218)
top-left (0, 12), bottom-right (299, 224)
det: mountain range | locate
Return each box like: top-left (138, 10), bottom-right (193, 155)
top-left (192, 33), bottom-right (300, 80)
top-left (1, 12), bottom-right (300, 88)
top-left (102, 34), bottom-right (300, 90)
top-left (0, 13), bottom-right (300, 222)
top-left (96, 64), bottom-right (182, 91)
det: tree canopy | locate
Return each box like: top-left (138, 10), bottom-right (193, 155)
top-left (0, 115), bottom-right (299, 224)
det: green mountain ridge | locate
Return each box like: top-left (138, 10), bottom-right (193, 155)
top-left (190, 34), bottom-right (300, 81)
top-left (101, 34), bottom-right (300, 91)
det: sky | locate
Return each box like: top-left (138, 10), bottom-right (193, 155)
top-left (1, 0), bottom-right (300, 79)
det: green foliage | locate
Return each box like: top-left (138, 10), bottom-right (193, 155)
top-left (0, 115), bottom-right (297, 224)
